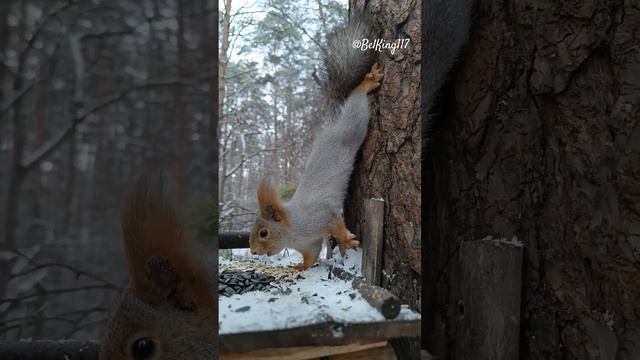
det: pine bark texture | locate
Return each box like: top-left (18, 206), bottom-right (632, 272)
top-left (425, 0), bottom-right (640, 359)
top-left (345, 0), bottom-right (422, 312)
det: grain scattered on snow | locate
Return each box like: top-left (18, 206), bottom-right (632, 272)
top-left (219, 247), bottom-right (420, 334)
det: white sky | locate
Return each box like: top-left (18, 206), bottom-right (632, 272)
top-left (221, 0), bottom-right (266, 65)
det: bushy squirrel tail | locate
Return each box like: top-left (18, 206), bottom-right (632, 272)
top-left (320, 15), bottom-right (377, 110)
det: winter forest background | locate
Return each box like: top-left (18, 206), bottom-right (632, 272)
top-left (218, 0), bottom-right (348, 233)
top-left (0, 0), bottom-right (216, 341)
top-left (0, 0), bottom-right (350, 342)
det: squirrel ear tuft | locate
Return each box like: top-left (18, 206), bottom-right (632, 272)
top-left (257, 177), bottom-right (288, 223)
top-left (121, 175), bottom-right (215, 315)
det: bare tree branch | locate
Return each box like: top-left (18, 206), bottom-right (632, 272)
top-left (225, 148), bottom-right (278, 178)
top-left (21, 79), bottom-right (195, 171)
top-left (0, 284), bottom-right (117, 305)
top-left (0, 79), bottom-right (42, 115)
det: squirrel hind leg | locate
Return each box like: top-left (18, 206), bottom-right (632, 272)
top-left (327, 218), bottom-right (360, 250)
top-left (354, 63), bottom-right (384, 94)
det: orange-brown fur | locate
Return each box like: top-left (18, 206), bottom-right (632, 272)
top-left (100, 176), bottom-right (216, 360)
top-left (353, 63), bottom-right (383, 95)
top-left (121, 176), bottom-right (215, 315)
top-left (326, 218), bottom-right (360, 250)
top-left (256, 177), bottom-right (289, 225)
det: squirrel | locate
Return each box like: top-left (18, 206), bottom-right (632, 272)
top-left (100, 175), bottom-right (217, 360)
top-left (249, 17), bottom-right (382, 270)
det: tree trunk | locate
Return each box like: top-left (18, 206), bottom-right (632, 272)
top-left (425, 0), bottom-right (640, 359)
top-left (173, 0), bottom-right (187, 207)
top-left (206, 0), bottom-right (219, 198)
top-left (344, 0), bottom-right (422, 356)
top-left (218, 0), bottom-right (231, 203)
top-left (1, 1), bottom-right (28, 301)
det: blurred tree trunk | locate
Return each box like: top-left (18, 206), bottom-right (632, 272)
top-left (1, 0), bottom-right (28, 301)
top-left (63, 33), bottom-right (84, 232)
top-left (173, 0), bottom-right (187, 206)
top-left (206, 0), bottom-right (219, 198)
top-left (0, 1), bottom-right (9, 103)
top-left (271, 79), bottom-right (279, 174)
top-left (344, 1), bottom-right (422, 357)
top-left (424, 0), bottom-right (640, 359)
top-left (285, 72), bottom-right (294, 184)
top-left (218, 0), bottom-right (231, 204)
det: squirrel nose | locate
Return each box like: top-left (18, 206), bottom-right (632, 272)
top-left (250, 250), bottom-right (257, 255)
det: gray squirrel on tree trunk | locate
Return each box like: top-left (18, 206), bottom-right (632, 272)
top-left (248, 16), bottom-right (383, 270)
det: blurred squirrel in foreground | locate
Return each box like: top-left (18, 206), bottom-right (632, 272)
top-left (100, 176), bottom-right (216, 359)
top-left (249, 17), bottom-right (382, 270)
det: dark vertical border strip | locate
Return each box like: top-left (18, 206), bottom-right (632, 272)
top-left (211, 0), bottom-right (220, 355)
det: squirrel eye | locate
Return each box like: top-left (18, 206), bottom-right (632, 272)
top-left (131, 336), bottom-right (155, 359)
top-left (259, 229), bottom-right (269, 238)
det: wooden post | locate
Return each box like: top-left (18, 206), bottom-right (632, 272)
top-left (362, 198), bottom-right (384, 286)
top-left (456, 238), bottom-right (523, 360)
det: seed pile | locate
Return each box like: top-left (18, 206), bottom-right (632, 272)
top-left (219, 269), bottom-right (274, 296)
top-left (222, 262), bottom-right (302, 280)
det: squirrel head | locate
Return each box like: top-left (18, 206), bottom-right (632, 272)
top-left (249, 177), bottom-right (290, 256)
top-left (100, 176), bottom-right (216, 360)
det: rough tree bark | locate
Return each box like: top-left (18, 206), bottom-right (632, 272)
top-left (425, 0), bottom-right (640, 359)
top-left (344, 0), bottom-right (422, 349)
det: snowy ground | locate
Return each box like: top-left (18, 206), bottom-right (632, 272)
top-left (219, 247), bottom-right (421, 334)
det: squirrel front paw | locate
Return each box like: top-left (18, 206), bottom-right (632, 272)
top-left (289, 251), bottom-right (318, 271)
top-left (355, 63), bottom-right (384, 94)
top-left (289, 262), bottom-right (311, 271)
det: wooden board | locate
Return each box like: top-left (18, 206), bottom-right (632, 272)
top-left (219, 319), bottom-right (420, 353)
top-left (328, 344), bottom-right (397, 359)
top-left (221, 341), bottom-right (388, 360)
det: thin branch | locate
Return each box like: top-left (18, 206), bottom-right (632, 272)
top-left (225, 148), bottom-right (278, 178)
top-left (10, 262), bottom-right (120, 289)
top-left (0, 79), bottom-right (41, 115)
top-left (19, 0), bottom-right (77, 60)
top-left (0, 284), bottom-right (117, 305)
top-left (21, 79), bottom-right (195, 171)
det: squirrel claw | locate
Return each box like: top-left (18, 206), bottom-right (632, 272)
top-left (355, 63), bottom-right (384, 94)
top-left (368, 63), bottom-right (384, 83)
top-left (342, 232), bottom-right (360, 250)
top-left (346, 240), bottom-right (360, 249)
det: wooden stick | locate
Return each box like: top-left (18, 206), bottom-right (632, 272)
top-left (330, 267), bottom-right (401, 320)
top-left (457, 238), bottom-right (523, 360)
top-left (362, 198), bottom-right (385, 286)
top-left (219, 231), bottom-right (250, 249)
top-left (353, 278), bottom-right (401, 320)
